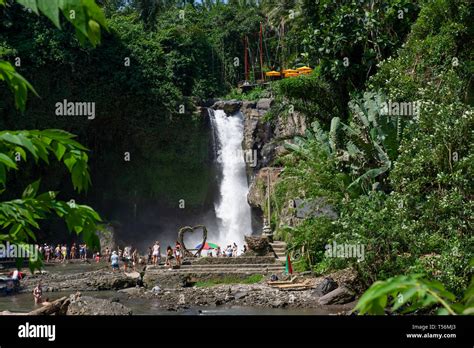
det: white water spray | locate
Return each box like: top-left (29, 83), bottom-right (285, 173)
top-left (211, 109), bottom-right (252, 248)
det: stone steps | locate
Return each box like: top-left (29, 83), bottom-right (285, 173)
top-left (147, 262), bottom-right (285, 275)
top-left (180, 263), bottom-right (280, 269)
top-left (160, 268), bottom-right (285, 274)
top-left (270, 241), bottom-right (288, 264)
top-left (154, 266), bottom-right (285, 272)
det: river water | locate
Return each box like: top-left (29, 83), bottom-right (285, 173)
top-left (0, 290), bottom-right (332, 315)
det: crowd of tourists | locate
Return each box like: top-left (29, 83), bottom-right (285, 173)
top-left (34, 239), bottom-right (248, 273)
top-left (38, 243), bottom-right (91, 262)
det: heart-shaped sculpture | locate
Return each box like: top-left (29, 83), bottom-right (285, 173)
top-left (177, 225), bottom-right (208, 257)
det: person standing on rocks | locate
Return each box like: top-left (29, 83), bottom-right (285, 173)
top-left (111, 250), bottom-right (119, 272)
top-left (33, 282), bottom-right (43, 305)
top-left (104, 247), bottom-right (110, 262)
top-left (174, 241), bottom-right (182, 267)
top-left (147, 246), bottom-right (152, 264)
top-left (70, 243), bottom-right (76, 259)
top-left (226, 245), bottom-right (232, 257)
top-left (44, 244), bottom-right (51, 262)
top-left (61, 244), bottom-right (67, 262)
top-left (123, 247), bottom-right (131, 272)
top-left (55, 244), bottom-right (61, 261)
top-left (165, 246), bottom-right (173, 267)
top-left (152, 241), bottom-right (160, 266)
top-left (132, 248), bottom-right (138, 270)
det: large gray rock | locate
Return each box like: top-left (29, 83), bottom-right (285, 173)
top-left (318, 286), bottom-right (355, 305)
top-left (212, 100), bottom-right (242, 114)
top-left (247, 168), bottom-right (282, 209)
top-left (67, 294), bottom-right (132, 315)
top-left (96, 224), bottom-right (118, 252)
top-left (294, 198), bottom-right (338, 220)
top-left (312, 277), bottom-right (338, 297)
top-left (256, 98), bottom-right (274, 111)
top-left (244, 236), bottom-right (271, 256)
top-left (242, 100), bottom-right (257, 110)
top-left (273, 111), bottom-right (307, 139)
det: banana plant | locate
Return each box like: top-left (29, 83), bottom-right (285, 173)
top-left (285, 92), bottom-right (399, 192)
top-left (342, 92), bottom-right (399, 191)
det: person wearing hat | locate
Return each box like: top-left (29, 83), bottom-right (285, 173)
top-left (111, 250), bottom-right (119, 272)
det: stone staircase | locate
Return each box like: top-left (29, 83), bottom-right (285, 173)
top-left (270, 241), bottom-right (287, 264)
top-left (143, 246), bottom-right (288, 288)
top-left (153, 263), bottom-right (285, 274)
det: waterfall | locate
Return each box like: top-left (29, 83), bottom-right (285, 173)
top-left (210, 109), bottom-right (252, 248)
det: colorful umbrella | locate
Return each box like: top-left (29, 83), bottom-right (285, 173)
top-left (265, 70), bottom-right (281, 77)
top-left (195, 242), bottom-right (219, 250)
top-left (296, 66), bottom-right (312, 71)
top-left (297, 66), bottom-right (313, 75)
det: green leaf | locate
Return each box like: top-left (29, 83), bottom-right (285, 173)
top-left (22, 180), bottom-right (41, 199)
top-left (0, 164), bottom-right (5, 186)
top-left (37, 0), bottom-right (61, 28)
top-left (15, 0), bottom-right (39, 14)
top-left (0, 153), bottom-right (17, 169)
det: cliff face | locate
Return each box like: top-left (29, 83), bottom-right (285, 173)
top-left (238, 98), bottom-right (308, 232)
top-left (241, 98), bottom-right (307, 175)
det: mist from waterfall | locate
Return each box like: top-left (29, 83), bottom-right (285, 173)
top-left (210, 109), bottom-right (252, 248)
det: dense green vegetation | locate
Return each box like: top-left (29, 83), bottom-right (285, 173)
top-left (194, 274), bottom-right (263, 288)
top-left (268, 0), bottom-right (473, 312)
top-left (0, 0), bottom-right (472, 314)
top-left (0, 0), bottom-right (108, 267)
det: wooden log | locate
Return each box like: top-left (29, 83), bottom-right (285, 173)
top-left (267, 276), bottom-right (298, 285)
top-left (28, 296), bottom-right (68, 315)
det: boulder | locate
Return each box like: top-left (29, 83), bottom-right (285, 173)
top-left (256, 98), bottom-right (274, 111)
top-left (242, 100), bottom-right (257, 110)
top-left (118, 287), bottom-right (144, 296)
top-left (67, 294), bottom-right (132, 315)
top-left (212, 100), bottom-right (242, 114)
top-left (312, 277), bottom-right (338, 297)
top-left (318, 286), bottom-right (355, 305)
top-left (244, 236), bottom-right (271, 256)
top-left (247, 168), bottom-right (282, 209)
top-left (96, 224), bottom-right (118, 253)
top-left (273, 111), bottom-right (307, 139)
top-left (294, 198), bottom-right (338, 220)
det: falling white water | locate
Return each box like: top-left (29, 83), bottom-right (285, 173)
top-left (211, 109), bottom-right (252, 249)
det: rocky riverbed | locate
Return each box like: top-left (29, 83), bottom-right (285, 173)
top-left (118, 282), bottom-right (356, 314)
top-left (2, 258), bottom-right (361, 315)
top-left (19, 265), bottom-right (140, 293)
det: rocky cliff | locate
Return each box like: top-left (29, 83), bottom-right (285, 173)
top-left (239, 99), bottom-right (308, 232)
